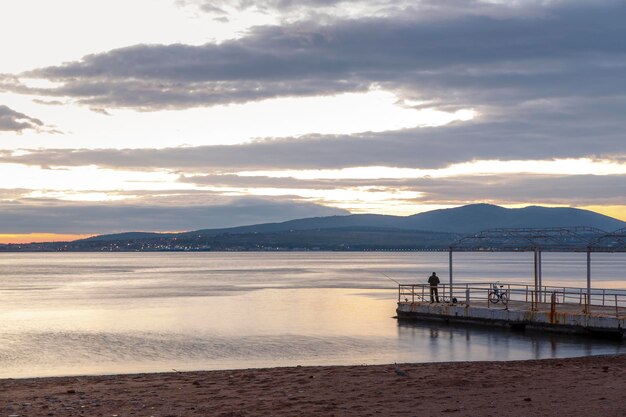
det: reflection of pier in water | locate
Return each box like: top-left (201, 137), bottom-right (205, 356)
top-left (395, 318), bottom-right (622, 362)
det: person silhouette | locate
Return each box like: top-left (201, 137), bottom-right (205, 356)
top-left (428, 272), bottom-right (440, 303)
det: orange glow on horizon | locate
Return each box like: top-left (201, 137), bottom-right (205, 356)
top-left (0, 233), bottom-right (95, 245)
top-left (581, 205), bottom-right (626, 223)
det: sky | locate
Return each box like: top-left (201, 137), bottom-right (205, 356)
top-left (0, 0), bottom-right (625, 243)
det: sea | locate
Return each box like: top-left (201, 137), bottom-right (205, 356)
top-left (0, 251), bottom-right (625, 378)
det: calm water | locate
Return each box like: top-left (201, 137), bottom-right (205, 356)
top-left (0, 252), bottom-right (625, 378)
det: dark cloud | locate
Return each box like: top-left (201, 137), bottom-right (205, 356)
top-left (6, 0), bottom-right (625, 114)
top-left (89, 107), bottom-right (112, 116)
top-left (0, 196), bottom-right (347, 233)
top-left (180, 173), bottom-right (626, 206)
top-left (0, 105), bottom-right (43, 132)
top-left (409, 174), bottom-right (626, 206)
top-left (3, 111), bottom-right (624, 170)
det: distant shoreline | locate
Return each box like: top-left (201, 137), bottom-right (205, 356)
top-left (0, 248), bottom-right (446, 252)
top-left (1, 355), bottom-right (624, 416)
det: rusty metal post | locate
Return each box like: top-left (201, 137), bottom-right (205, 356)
top-left (466, 285), bottom-right (470, 305)
top-left (398, 284), bottom-right (401, 303)
top-left (615, 294), bottom-right (619, 318)
top-left (550, 292), bottom-right (557, 322)
top-left (603, 289), bottom-right (605, 306)
top-left (411, 285), bottom-right (415, 303)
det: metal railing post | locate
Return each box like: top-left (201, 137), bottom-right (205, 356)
top-left (449, 249), bottom-right (453, 300)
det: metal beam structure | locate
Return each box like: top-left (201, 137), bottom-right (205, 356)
top-left (450, 227), bottom-right (608, 252)
top-left (589, 228), bottom-right (626, 252)
top-left (446, 227), bottom-right (626, 311)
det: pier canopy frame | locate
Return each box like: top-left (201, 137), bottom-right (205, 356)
top-left (446, 227), bottom-right (626, 307)
top-left (589, 228), bottom-right (626, 252)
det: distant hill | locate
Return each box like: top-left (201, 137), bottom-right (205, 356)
top-left (62, 227), bottom-right (457, 252)
top-left (81, 231), bottom-right (169, 242)
top-left (399, 204), bottom-right (626, 233)
top-left (179, 204), bottom-right (624, 236)
top-left (4, 204), bottom-right (624, 252)
top-left (80, 204), bottom-right (625, 244)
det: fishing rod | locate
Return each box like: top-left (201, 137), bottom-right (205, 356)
top-left (381, 272), bottom-right (401, 285)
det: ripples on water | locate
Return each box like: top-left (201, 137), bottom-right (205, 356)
top-left (0, 252), bottom-right (624, 377)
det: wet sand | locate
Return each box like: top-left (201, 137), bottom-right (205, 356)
top-left (1, 355), bottom-right (625, 416)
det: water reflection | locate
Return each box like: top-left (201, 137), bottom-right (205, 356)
top-left (0, 252), bottom-right (624, 378)
top-left (396, 319), bottom-right (623, 363)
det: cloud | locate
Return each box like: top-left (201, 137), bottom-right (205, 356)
top-left (177, 0), bottom-right (548, 22)
top-left (4, 0), bottom-right (624, 114)
top-left (3, 110), bottom-right (624, 170)
top-left (0, 0), bottom-right (623, 216)
top-left (0, 172), bottom-right (616, 234)
top-left (0, 196), bottom-right (348, 233)
top-left (89, 107), bottom-right (112, 116)
top-left (407, 174), bottom-right (626, 206)
top-left (179, 173), bottom-right (626, 206)
top-left (0, 105), bottom-right (44, 132)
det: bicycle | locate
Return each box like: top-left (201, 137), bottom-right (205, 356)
top-left (488, 282), bottom-right (508, 305)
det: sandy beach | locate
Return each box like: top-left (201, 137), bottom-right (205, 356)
top-left (1, 354), bottom-right (624, 417)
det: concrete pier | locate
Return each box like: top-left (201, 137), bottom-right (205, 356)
top-left (397, 284), bottom-right (626, 338)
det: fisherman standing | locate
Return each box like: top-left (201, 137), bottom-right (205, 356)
top-left (428, 272), bottom-right (440, 303)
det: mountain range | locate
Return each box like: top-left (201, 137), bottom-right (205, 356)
top-left (3, 204), bottom-right (624, 251)
top-left (84, 203), bottom-right (626, 241)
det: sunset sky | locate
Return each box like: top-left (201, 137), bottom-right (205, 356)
top-left (1, 0), bottom-right (625, 243)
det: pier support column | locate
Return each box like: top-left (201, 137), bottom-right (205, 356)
top-left (449, 249), bottom-right (453, 299)
top-left (533, 250), bottom-right (538, 294)
top-left (537, 251), bottom-right (546, 303)
top-left (586, 249), bottom-right (591, 313)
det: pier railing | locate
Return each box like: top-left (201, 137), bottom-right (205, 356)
top-left (398, 283), bottom-right (626, 317)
